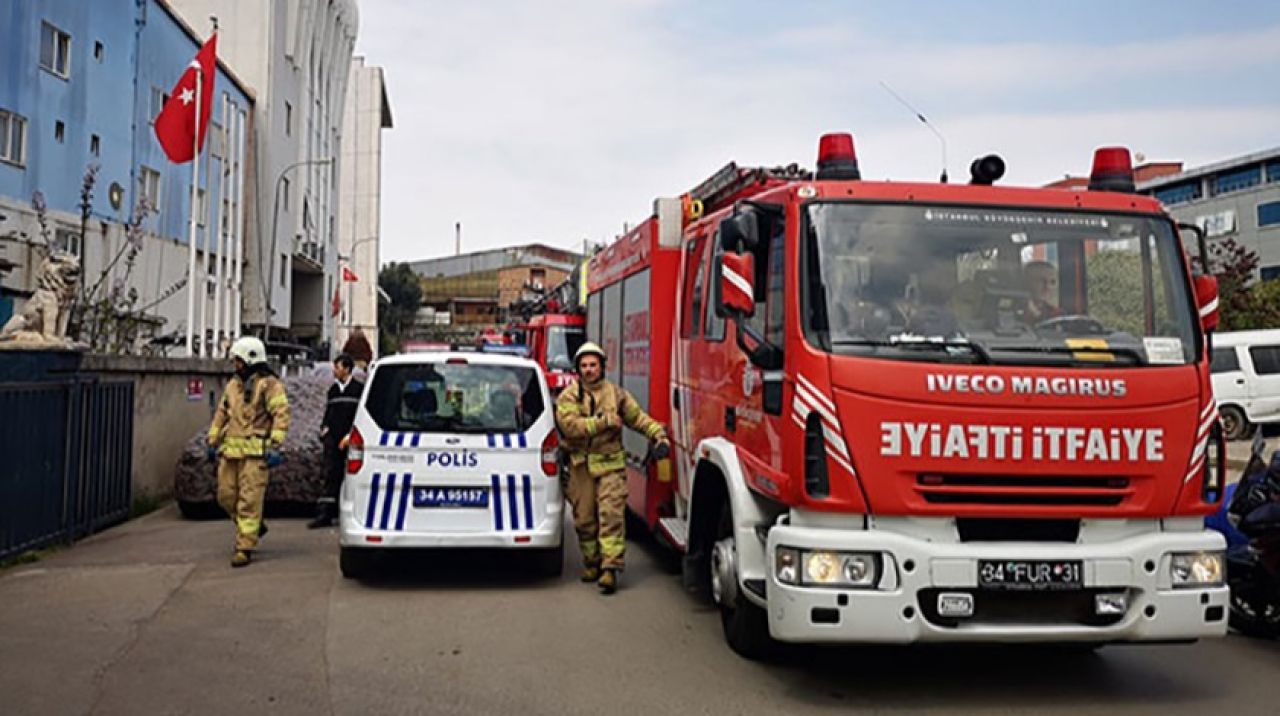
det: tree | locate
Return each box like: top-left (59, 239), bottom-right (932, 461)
top-left (377, 262), bottom-right (422, 355)
top-left (1210, 237), bottom-right (1280, 330)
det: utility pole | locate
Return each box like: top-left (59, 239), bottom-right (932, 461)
top-left (455, 222), bottom-right (461, 256)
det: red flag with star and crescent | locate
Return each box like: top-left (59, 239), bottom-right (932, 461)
top-left (154, 34), bottom-right (217, 163)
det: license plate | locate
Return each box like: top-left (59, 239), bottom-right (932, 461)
top-left (978, 559), bottom-right (1083, 591)
top-left (412, 486), bottom-right (489, 508)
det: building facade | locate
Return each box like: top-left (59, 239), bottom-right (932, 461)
top-left (168, 0), bottom-right (358, 351)
top-left (335, 56), bottom-right (392, 357)
top-left (1137, 148), bottom-right (1280, 279)
top-left (0, 0), bottom-right (253, 351)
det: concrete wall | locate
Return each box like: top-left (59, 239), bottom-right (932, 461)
top-left (80, 354), bottom-right (229, 502)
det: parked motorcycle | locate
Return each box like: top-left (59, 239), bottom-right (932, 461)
top-left (1207, 424), bottom-right (1280, 638)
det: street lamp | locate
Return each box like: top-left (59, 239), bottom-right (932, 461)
top-left (263, 157), bottom-right (333, 344)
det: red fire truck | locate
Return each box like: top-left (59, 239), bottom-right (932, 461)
top-left (586, 133), bottom-right (1228, 658)
top-left (521, 312), bottom-right (587, 393)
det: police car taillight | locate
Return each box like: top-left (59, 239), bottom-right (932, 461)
top-left (346, 427), bottom-right (365, 474)
top-left (541, 430), bottom-right (560, 476)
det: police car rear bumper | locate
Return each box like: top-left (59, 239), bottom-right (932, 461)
top-left (764, 516), bottom-right (1228, 644)
top-left (337, 504), bottom-right (564, 549)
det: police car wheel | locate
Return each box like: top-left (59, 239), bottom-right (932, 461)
top-left (534, 536), bottom-right (565, 578)
top-left (339, 547), bottom-right (374, 580)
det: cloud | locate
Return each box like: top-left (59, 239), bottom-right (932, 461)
top-left (354, 3), bottom-right (1280, 262)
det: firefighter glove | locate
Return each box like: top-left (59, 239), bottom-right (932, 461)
top-left (266, 449), bottom-right (283, 468)
top-left (206, 446), bottom-right (219, 462)
top-left (651, 440), bottom-right (671, 460)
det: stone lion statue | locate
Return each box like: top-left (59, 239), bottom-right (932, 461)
top-left (0, 251), bottom-right (82, 347)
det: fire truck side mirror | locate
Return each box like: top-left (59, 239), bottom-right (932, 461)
top-left (719, 212), bottom-right (760, 253)
top-left (716, 252), bottom-right (756, 319)
top-left (1193, 274), bottom-right (1219, 333)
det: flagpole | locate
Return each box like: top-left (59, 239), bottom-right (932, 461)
top-left (185, 63), bottom-right (202, 358)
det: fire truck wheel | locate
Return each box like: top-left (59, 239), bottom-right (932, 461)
top-left (1219, 405), bottom-right (1248, 441)
top-left (713, 506), bottom-right (774, 660)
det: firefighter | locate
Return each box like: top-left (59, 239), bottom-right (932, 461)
top-left (555, 342), bottom-right (669, 594)
top-left (206, 336), bottom-right (291, 567)
top-left (309, 353), bottom-right (363, 529)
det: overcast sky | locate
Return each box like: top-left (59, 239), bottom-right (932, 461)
top-left (353, 1), bottom-right (1280, 264)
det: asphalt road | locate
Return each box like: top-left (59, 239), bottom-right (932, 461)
top-left (2, 507), bottom-right (1277, 716)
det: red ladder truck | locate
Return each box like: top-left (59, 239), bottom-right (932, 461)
top-left (585, 133), bottom-right (1228, 658)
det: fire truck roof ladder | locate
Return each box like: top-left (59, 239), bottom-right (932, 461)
top-left (686, 161), bottom-right (812, 218)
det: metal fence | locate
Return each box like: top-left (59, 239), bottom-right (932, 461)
top-left (0, 379), bottom-right (134, 561)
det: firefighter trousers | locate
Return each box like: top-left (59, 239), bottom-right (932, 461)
top-left (566, 462), bottom-right (627, 571)
top-left (216, 457), bottom-right (269, 552)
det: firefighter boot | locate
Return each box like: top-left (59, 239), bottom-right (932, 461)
top-left (231, 550), bottom-right (252, 568)
top-left (581, 566), bottom-right (601, 583)
top-left (597, 568), bottom-right (618, 595)
top-left (307, 505), bottom-right (333, 529)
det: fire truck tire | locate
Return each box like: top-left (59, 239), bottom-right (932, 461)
top-left (1218, 405), bottom-right (1248, 441)
top-left (714, 506), bottom-right (774, 660)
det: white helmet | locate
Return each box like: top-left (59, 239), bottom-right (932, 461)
top-left (229, 336), bottom-right (268, 366)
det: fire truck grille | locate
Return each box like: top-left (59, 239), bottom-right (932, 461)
top-left (916, 474), bottom-right (1131, 507)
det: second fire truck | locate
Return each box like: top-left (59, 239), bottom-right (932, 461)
top-left (586, 133), bottom-right (1229, 657)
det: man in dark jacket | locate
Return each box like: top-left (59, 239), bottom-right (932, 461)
top-left (309, 353), bottom-right (363, 528)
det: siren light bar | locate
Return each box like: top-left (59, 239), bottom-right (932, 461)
top-left (1089, 147), bottom-right (1135, 193)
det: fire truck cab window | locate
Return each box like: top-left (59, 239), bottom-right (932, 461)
top-left (682, 236), bottom-right (707, 338)
top-left (805, 203), bottom-right (1197, 367)
top-left (704, 232), bottom-right (726, 342)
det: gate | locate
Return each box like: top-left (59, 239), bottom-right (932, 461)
top-left (0, 379), bottom-right (134, 561)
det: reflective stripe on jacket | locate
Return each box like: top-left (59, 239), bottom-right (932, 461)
top-left (555, 378), bottom-right (665, 477)
top-left (208, 372), bottom-right (291, 459)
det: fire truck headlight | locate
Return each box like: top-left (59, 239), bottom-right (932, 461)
top-left (789, 550), bottom-right (880, 587)
top-left (775, 547), bottom-right (799, 585)
top-left (1170, 551), bottom-right (1224, 587)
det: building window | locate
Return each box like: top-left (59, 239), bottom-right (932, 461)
top-left (1214, 166), bottom-right (1262, 196)
top-left (150, 87), bottom-right (169, 124)
top-left (1268, 161), bottom-right (1280, 184)
top-left (1153, 180), bottom-right (1201, 206)
top-left (284, 101), bottom-right (292, 136)
top-left (0, 109), bottom-right (28, 166)
top-left (139, 166), bottom-right (161, 207)
top-left (94, 41), bottom-right (103, 61)
top-left (280, 254), bottom-right (288, 287)
top-left (1259, 201), bottom-right (1280, 228)
top-left (54, 120), bottom-right (65, 143)
top-left (90, 133), bottom-right (100, 156)
top-left (40, 22), bottom-right (72, 79)
top-left (54, 228), bottom-right (81, 257)
top-left (1261, 266), bottom-right (1280, 281)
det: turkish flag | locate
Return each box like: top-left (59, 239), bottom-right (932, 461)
top-left (154, 34), bottom-right (217, 163)
top-left (342, 266), bottom-right (359, 282)
top-left (331, 283), bottom-right (342, 318)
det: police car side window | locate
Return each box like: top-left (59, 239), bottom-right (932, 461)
top-left (1210, 347), bottom-right (1240, 374)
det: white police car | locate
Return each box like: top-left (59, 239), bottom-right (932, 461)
top-left (338, 352), bottom-right (563, 578)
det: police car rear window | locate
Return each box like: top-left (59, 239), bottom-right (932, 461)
top-left (365, 363), bottom-right (545, 434)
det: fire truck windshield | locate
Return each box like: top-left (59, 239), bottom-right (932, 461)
top-left (804, 202), bottom-right (1198, 367)
top-left (546, 325), bottom-right (586, 371)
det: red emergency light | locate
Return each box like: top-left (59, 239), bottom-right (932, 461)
top-left (816, 133), bottom-right (861, 180)
top-left (1088, 146), bottom-right (1135, 192)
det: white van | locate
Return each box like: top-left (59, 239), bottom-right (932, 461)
top-left (338, 352), bottom-right (564, 578)
top-left (1210, 329), bottom-right (1280, 439)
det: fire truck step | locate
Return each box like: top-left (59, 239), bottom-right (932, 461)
top-left (657, 517), bottom-right (689, 552)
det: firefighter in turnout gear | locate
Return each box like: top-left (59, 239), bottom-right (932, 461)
top-left (555, 342), bottom-right (669, 594)
top-left (207, 336), bottom-right (291, 567)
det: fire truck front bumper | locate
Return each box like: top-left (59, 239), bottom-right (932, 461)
top-left (764, 516), bottom-right (1229, 644)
